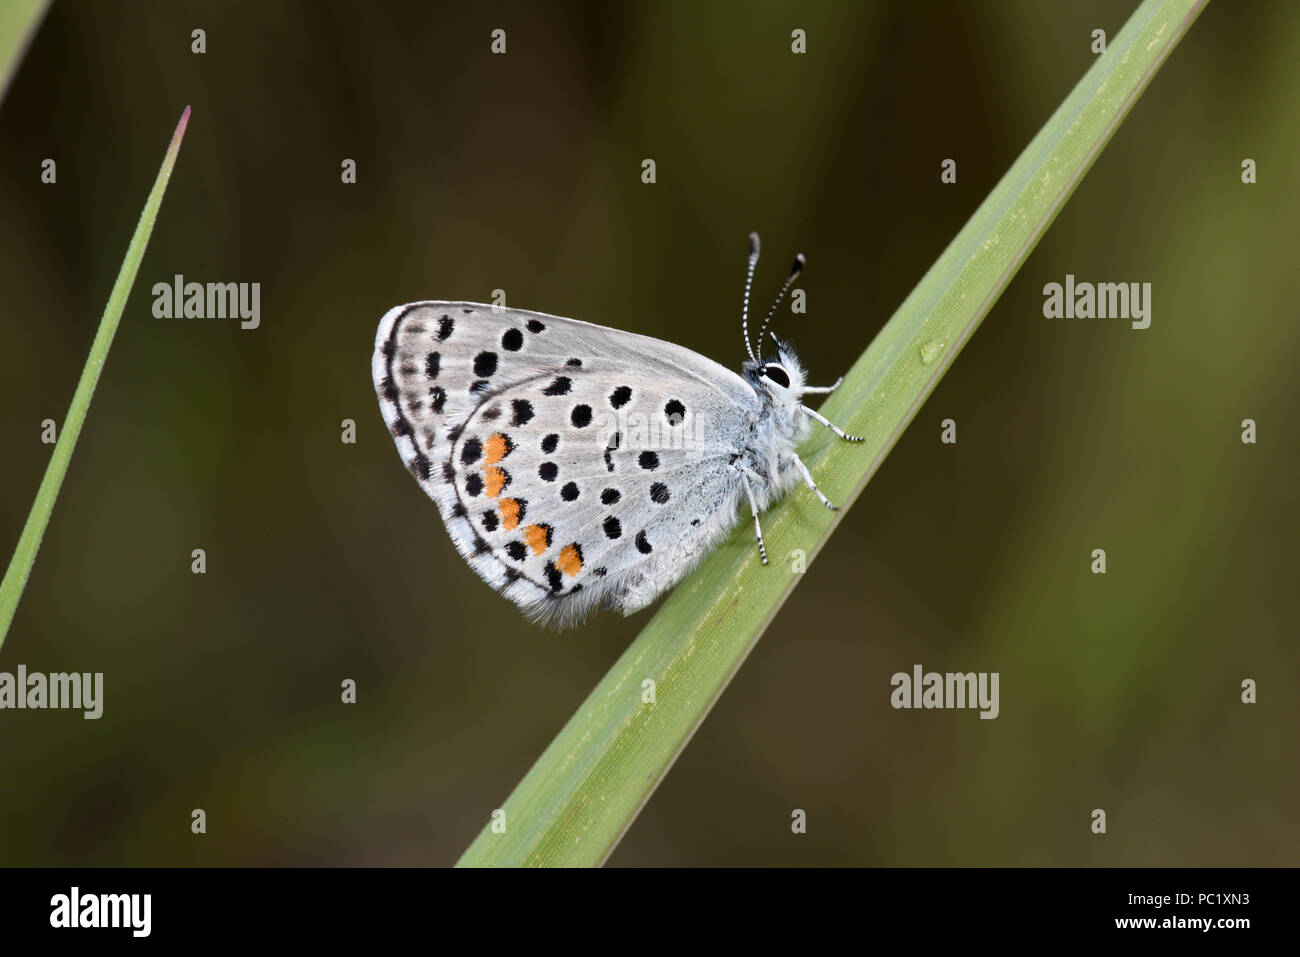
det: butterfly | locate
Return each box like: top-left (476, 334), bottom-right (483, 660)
top-left (372, 233), bottom-right (861, 627)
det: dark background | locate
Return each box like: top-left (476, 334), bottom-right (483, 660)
top-left (0, 1), bottom-right (1295, 866)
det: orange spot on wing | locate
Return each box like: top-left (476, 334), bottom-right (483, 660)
top-left (484, 432), bottom-right (511, 465)
top-left (484, 466), bottom-right (507, 498)
top-left (499, 498), bottom-right (521, 530)
top-left (555, 543), bottom-right (583, 577)
top-left (523, 523), bottom-right (551, 555)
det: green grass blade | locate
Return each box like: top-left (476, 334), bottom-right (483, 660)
top-left (0, 106), bottom-right (191, 649)
top-left (460, 0), bottom-right (1208, 866)
top-left (0, 0), bottom-right (49, 104)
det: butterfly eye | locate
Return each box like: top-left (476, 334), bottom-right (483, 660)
top-left (762, 364), bottom-right (791, 389)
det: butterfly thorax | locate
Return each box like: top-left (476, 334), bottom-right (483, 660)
top-left (738, 344), bottom-right (814, 497)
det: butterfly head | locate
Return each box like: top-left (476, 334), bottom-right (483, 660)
top-left (743, 334), bottom-right (808, 404)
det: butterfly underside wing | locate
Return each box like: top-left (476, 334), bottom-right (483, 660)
top-left (374, 301), bottom-right (774, 626)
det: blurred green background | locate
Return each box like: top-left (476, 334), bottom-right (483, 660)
top-left (0, 1), bottom-right (1295, 866)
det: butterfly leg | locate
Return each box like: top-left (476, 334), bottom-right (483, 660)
top-left (802, 376), bottom-right (843, 395)
top-left (738, 470), bottom-right (769, 565)
top-left (801, 405), bottom-right (864, 443)
top-left (791, 454), bottom-right (838, 511)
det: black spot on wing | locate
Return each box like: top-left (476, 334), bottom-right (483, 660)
top-left (542, 376), bottom-right (571, 396)
top-left (410, 453), bottom-right (431, 481)
top-left (511, 400), bottom-right (534, 426)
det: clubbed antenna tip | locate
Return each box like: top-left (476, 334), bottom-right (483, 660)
top-left (756, 250), bottom-right (806, 357)
top-left (741, 232), bottom-right (763, 362)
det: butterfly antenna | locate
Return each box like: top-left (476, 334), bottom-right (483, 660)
top-left (756, 252), bottom-right (805, 359)
top-left (741, 232), bottom-right (761, 363)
